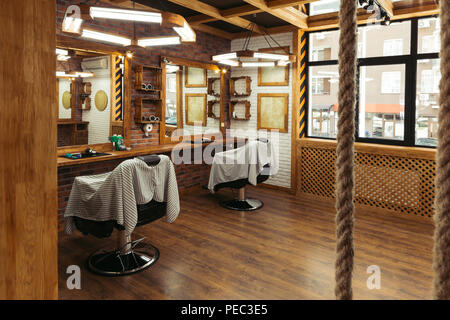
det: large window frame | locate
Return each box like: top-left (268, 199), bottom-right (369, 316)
top-left (306, 17), bottom-right (440, 148)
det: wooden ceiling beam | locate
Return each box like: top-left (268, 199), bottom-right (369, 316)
top-left (187, 14), bottom-right (217, 25)
top-left (167, 0), bottom-right (267, 34)
top-left (266, 0), bottom-right (317, 10)
top-left (231, 24), bottom-right (298, 39)
top-left (190, 24), bottom-right (235, 40)
top-left (243, 0), bottom-right (308, 28)
top-left (221, 4), bottom-right (263, 18)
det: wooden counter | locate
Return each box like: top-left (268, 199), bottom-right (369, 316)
top-left (57, 138), bottom-right (246, 168)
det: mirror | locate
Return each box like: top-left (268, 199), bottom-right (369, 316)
top-left (56, 48), bottom-right (123, 147)
top-left (162, 58), bottom-right (224, 143)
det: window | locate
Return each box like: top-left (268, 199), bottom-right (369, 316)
top-left (360, 65), bottom-right (405, 140)
top-left (307, 17), bottom-right (441, 147)
top-left (310, 0), bottom-right (340, 15)
top-left (383, 39), bottom-right (403, 56)
top-left (381, 71), bottom-right (402, 94)
top-left (358, 21), bottom-right (411, 58)
top-left (416, 58), bottom-right (440, 147)
top-left (308, 65), bottom-right (339, 138)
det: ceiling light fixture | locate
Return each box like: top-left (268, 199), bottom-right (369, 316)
top-left (81, 29), bottom-right (132, 46)
top-left (212, 23), bottom-right (295, 68)
top-left (89, 7), bottom-right (162, 23)
top-left (138, 36), bottom-right (181, 47)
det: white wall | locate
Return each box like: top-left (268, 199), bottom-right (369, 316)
top-left (58, 79), bottom-right (72, 119)
top-left (229, 32), bottom-right (293, 189)
top-left (82, 59), bottom-right (111, 145)
top-left (182, 68), bottom-right (221, 135)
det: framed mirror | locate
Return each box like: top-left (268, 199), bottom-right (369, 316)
top-left (161, 56), bottom-right (226, 144)
top-left (56, 37), bottom-right (131, 150)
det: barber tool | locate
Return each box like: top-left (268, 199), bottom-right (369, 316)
top-left (64, 153), bottom-right (82, 159)
top-left (149, 115), bottom-right (156, 121)
top-left (109, 134), bottom-right (124, 151)
top-left (142, 123), bottom-right (153, 137)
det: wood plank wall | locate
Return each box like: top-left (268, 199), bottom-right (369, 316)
top-left (0, 0), bottom-right (58, 299)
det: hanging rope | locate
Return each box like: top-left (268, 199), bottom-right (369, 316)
top-left (334, 0), bottom-right (357, 300)
top-left (433, 0), bottom-right (450, 300)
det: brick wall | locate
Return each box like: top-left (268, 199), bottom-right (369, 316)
top-left (56, 0), bottom-right (228, 229)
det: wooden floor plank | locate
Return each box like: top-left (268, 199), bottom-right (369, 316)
top-left (58, 187), bottom-right (433, 300)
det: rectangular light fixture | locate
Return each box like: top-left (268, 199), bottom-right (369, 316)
top-left (56, 48), bottom-right (68, 56)
top-left (212, 52), bottom-right (237, 61)
top-left (81, 29), bottom-right (132, 46)
top-left (253, 52), bottom-right (290, 61)
top-left (166, 65), bottom-right (180, 73)
top-left (90, 7), bottom-right (162, 23)
top-left (56, 71), bottom-right (76, 78)
top-left (277, 61), bottom-right (291, 66)
top-left (219, 60), bottom-right (240, 67)
top-left (62, 16), bottom-right (83, 34)
top-left (138, 36), bottom-right (180, 47)
top-left (173, 22), bottom-right (196, 42)
top-left (241, 62), bottom-right (276, 67)
top-left (74, 72), bottom-right (94, 78)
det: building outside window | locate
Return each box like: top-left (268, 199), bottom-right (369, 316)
top-left (307, 17), bottom-right (441, 147)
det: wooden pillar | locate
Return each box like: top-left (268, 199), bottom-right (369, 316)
top-left (0, 0), bottom-right (58, 299)
top-left (291, 28), bottom-right (302, 194)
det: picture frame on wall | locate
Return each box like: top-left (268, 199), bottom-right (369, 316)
top-left (258, 46), bottom-right (290, 86)
top-left (257, 93), bottom-right (289, 133)
top-left (185, 66), bottom-right (207, 88)
top-left (185, 93), bottom-right (207, 126)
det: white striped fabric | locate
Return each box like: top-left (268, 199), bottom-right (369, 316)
top-left (64, 155), bottom-right (180, 235)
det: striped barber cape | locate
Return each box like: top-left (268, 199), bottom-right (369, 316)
top-left (64, 155), bottom-right (180, 235)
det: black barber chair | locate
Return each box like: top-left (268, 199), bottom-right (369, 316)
top-left (212, 138), bottom-right (271, 211)
top-left (73, 155), bottom-right (166, 276)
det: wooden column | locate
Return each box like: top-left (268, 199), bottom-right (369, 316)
top-left (291, 28), bottom-right (301, 194)
top-left (0, 0), bottom-right (58, 299)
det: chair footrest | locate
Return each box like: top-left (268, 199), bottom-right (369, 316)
top-left (219, 199), bottom-right (263, 211)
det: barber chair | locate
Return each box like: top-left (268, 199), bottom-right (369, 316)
top-left (73, 155), bottom-right (166, 276)
top-left (211, 138), bottom-right (271, 211)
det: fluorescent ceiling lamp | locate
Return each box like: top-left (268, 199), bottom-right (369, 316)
top-left (241, 62), bottom-right (275, 67)
top-left (253, 52), bottom-right (289, 61)
top-left (62, 16), bottom-right (83, 34)
top-left (57, 55), bottom-right (71, 62)
top-left (74, 72), bottom-right (94, 78)
top-left (56, 48), bottom-right (68, 56)
top-left (173, 22), bottom-right (196, 42)
top-left (138, 36), bottom-right (180, 47)
top-left (90, 7), bottom-right (162, 23)
top-left (166, 65), bottom-right (180, 73)
top-left (277, 61), bottom-right (290, 66)
top-left (56, 71), bottom-right (76, 78)
top-left (219, 60), bottom-right (239, 67)
top-left (212, 52), bottom-right (237, 61)
top-left (81, 29), bottom-right (132, 46)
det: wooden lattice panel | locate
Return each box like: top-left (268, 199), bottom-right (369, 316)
top-left (298, 141), bottom-right (436, 218)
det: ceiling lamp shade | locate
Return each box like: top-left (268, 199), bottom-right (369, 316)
top-left (89, 7), bottom-right (162, 24)
top-left (56, 71), bottom-right (94, 78)
top-left (213, 50), bottom-right (295, 68)
top-left (138, 36), bottom-right (181, 47)
top-left (81, 29), bottom-right (132, 46)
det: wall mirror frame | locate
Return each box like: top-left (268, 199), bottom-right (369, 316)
top-left (160, 56), bottom-right (226, 144)
top-left (56, 35), bottom-right (132, 153)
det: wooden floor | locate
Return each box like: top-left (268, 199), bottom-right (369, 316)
top-left (58, 187), bottom-right (434, 300)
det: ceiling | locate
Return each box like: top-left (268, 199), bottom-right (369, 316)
top-left (106, 0), bottom-right (440, 39)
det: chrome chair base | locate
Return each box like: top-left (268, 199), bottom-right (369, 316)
top-left (219, 198), bottom-right (263, 211)
top-left (87, 238), bottom-right (159, 276)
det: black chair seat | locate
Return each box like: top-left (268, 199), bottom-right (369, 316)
top-left (73, 200), bottom-right (167, 238)
top-left (213, 164), bottom-right (271, 192)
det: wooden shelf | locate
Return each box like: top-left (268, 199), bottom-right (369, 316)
top-left (134, 97), bottom-right (162, 124)
top-left (229, 100), bottom-right (251, 121)
top-left (135, 64), bottom-right (162, 95)
top-left (207, 100), bottom-right (221, 119)
top-left (229, 76), bottom-right (252, 97)
top-left (207, 77), bottom-right (221, 97)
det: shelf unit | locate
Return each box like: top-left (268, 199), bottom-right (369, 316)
top-left (134, 63), bottom-right (163, 125)
top-left (229, 76), bottom-right (252, 97)
top-left (135, 64), bottom-right (162, 94)
top-left (229, 100), bottom-right (251, 121)
top-left (207, 100), bottom-right (221, 119)
top-left (207, 77), bottom-right (221, 97)
top-left (134, 97), bottom-right (162, 124)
